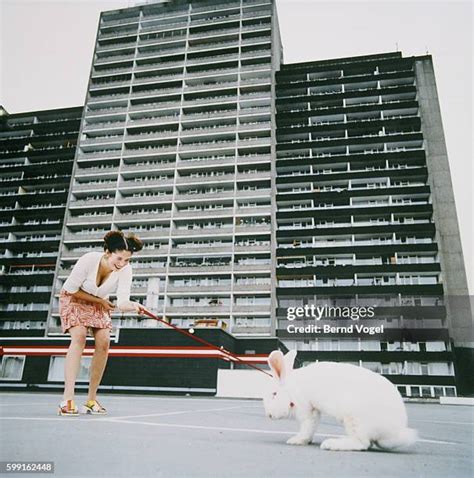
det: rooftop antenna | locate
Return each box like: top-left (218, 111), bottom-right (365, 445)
top-left (396, 42), bottom-right (399, 52)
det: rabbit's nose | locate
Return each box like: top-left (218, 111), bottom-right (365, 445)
top-left (269, 413), bottom-right (272, 418)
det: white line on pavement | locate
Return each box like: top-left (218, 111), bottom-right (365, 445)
top-left (0, 416), bottom-right (458, 445)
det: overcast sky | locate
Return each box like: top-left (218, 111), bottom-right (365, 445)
top-left (1, 0), bottom-right (472, 292)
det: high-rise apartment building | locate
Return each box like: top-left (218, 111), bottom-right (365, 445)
top-left (275, 52), bottom-right (470, 397)
top-left (1, 1), bottom-right (471, 396)
top-left (47, 0), bottom-right (282, 336)
top-left (0, 106), bottom-right (82, 336)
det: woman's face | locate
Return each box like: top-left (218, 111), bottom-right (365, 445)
top-left (105, 250), bottom-right (132, 271)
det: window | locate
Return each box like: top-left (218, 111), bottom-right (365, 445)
top-left (48, 356), bottom-right (92, 382)
top-left (0, 356), bottom-right (25, 380)
top-left (410, 386), bottom-right (420, 398)
top-left (421, 387), bottom-right (432, 398)
top-left (445, 387), bottom-right (456, 397)
top-left (397, 386), bottom-right (407, 397)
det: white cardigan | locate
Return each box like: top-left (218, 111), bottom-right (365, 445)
top-left (62, 251), bottom-right (132, 308)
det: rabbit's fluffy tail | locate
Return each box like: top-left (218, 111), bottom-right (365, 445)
top-left (376, 428), bottom-right (418, 450)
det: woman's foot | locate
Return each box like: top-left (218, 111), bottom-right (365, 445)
top-left (58, 400), bottom-right (79, 416)
top-left (81, 399), bottom-right (107, 415)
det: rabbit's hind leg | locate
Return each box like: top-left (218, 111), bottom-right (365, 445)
top-left (320, 436), bottom-right (370, 451)
top-left (320, 415), bottom-right (371, 451)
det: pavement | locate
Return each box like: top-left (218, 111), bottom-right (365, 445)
top-left (0, 392), bottom-right (473, 478)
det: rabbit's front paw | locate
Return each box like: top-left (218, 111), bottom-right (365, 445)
top-left (286, 435), bottom-right (311, 445)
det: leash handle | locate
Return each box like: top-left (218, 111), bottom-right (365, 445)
top-left (139, 308), bottom-right (273, 377)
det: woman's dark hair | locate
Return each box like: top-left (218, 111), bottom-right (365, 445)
top-left (103, 231), bottom-right (143, 254)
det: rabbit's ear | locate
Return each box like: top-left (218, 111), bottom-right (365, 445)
top-left (268, 350), bottom-right (286, 380)
top-left (284, 349), bottom-right (297, 370)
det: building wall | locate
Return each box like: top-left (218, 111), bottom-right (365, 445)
top-left (0, 107), bottom-right (82, 336)
top-left (47, 0), bottom-right (282, 337)
top-left (274, 52), bottom-right (465, 397)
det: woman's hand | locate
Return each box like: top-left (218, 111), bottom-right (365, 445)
top-left (135, 303), bottom-right (149, 315)
top-left (100, 298), bottom-right (115, 312)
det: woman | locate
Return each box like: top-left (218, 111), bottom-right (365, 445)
top-left (58, 230), bottom-right (145, 416)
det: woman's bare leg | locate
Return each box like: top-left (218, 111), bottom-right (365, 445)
top-left (87, 328), bottom-right (110, 401)
top-left (63, 326), bottom-right (88, 401)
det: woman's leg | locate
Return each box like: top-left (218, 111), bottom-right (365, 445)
top-left (88, 328), bottom-right (110, 401)
top-left (63, 326), bottom-right (88, 401)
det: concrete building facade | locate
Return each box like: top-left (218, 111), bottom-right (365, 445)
top-left (0, 1), bottom-right (471, 396)
top-left (274, 52), bottom-right (471, 397)
top-left (0, 106), bottom-right (82, 336)
top-left (47, 0), bottom-right (283, 337)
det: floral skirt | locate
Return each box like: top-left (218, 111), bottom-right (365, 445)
top-left (59, 290), bottom-right (112, 335)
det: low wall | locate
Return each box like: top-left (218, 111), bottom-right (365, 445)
top-left (440, 397), bottom-right (474, 406)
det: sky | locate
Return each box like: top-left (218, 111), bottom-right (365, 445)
top-left (0, 0), bottom-right (472, 292)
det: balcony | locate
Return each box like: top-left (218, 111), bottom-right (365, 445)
top-left (237, 154), bottom-right (272, 164)
top-left (82, 121), bottom-right (126, 132)
top-left (117, 195), bottom-right (173, 205)
top-left (178, 139), bottom-right (236, 152)
top-left (126, 229), bottom-right (171, 239)
top-left (233, 283), bottom-right (271, 292)
top-left (96, 40), bottom-right (137, 53)
top-left (66, 214), bottom-right (114, 225)
top-left (174, 208), bottom-right (233, 220)
top-left (77, 150), bottom-right (121, 160)
top-left (121, 161), bottom-right (176, 173)
top-left (190, 13), bottom-right (241, 28)
top-left (92, 66), bottom-right (133, 78)
top-left (95, 53), bottom-right (135, 65)
top-left (178, 156), bottom-right (235, 169)
top-left (180, 124), bottom-right (237, 137)
top-left (236, 171), bottom-right (271, 181)
top-left (186, 53), bottom-right (239, 67)
top-left (168, 265), bottom-right (231, 274)
top-left (81, 135), bottom-right (124, 146)
top-left (234, 243), bottom-right (270, 253)
top-left (128, 102), bottom-right (180, 113)
top-left (128, 115), bottom-right (179, 127)
top-left (235, 224), bottom-right (271, 234)
top-left (140, 22), bottom-right (188, 36)
top-left (167, 284), bottom-right (230, 293)
top-left (182, 95), bottom-right (238, 107)
top-left (236, 188), bottom-right (271, 198)
top-left (189, 27), bottom-right (240, 40)
top-left (63, 231), bottom-right (106, 242)
top-left (233, 263), bottom-right (271, 272)
top-left (72, 181), bottom-right (118, 192)
top-left (175, 190), bottom-right (235, 201)
top-left (181, 109), bottom-right (237, 121)
top-left (125, 131), bottom-right (179, 143)
top-left (166, 305), bottom-right (230, 314)
top-left (188, 40), bottom-right (239, 54)
top-left (90, 79), bottom-right (132, 91)
top-left (114, 211), bottom-right (172, 222)
top-left (119, 178), bottom-right (174, 189)
top-left (123, 145), bottom-right (177, 157)
top-left (171, 227), bottom-right (233, 237)
top-left (75, 166), bottom-right (119, 178)
top-left (176, 173), bottom-right (234, 185)
top-left (233, 304), bottom-right (271, 313)
top-left (69, 197), bottom-right (115, 208)
top-left (88, 93), bottom-right (129, 104)
top-left (170, 244), bottom-right (232, 254)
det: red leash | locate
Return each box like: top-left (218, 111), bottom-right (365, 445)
top-left (139, 308), bottom-right (273, 378)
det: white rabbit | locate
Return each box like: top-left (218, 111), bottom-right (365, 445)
top-left (263, 349), bottom-right (417, 451)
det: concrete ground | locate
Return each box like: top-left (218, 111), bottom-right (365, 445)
top-left (0, 393), bottom-right (473, 478)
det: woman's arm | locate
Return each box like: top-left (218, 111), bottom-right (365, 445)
top-left (72, 289), bottom-right (115, 312)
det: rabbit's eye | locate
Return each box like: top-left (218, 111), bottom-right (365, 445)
top-left (272, 392), bottom-right (277, 397)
